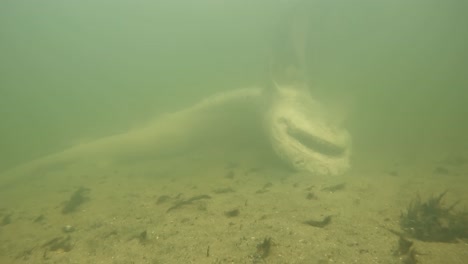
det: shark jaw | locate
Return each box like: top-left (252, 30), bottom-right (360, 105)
top-left (266, 85), bottom-right (351, 176)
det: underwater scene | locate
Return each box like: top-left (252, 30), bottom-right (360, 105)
top-left (1, 0), bottom-right (467, 263)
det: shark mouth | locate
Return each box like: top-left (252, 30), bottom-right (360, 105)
top-left (285, 125), bottom-right (346, 157)
top-left (267, 87), bottom-right (351, 176)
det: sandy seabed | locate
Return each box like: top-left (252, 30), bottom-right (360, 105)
top-left (1, 148), bottom-right (467, 264)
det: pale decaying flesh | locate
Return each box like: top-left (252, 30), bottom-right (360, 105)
top-left (1, 85), bottom-right (351, 184)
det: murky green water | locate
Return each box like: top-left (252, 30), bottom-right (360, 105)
top-left (1, 1), bottom-right (468, 263)
top-left (0, 0), bottom-right (465, 170)
top-left (1, 0), bottom-right (466, 171)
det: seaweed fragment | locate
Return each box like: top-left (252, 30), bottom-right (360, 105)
top-left (255, 182), bottom-right (273, 194)
top-left (433, 166), bottom-right (449, 175)
top-left (386, 230), bottom-right (419, 264)
top-left (213, 187), bottom-right (235, 194)
top-left (224, 209), bottom-right (240, 217)
top-left (403, 248), bottom-right (418, 264)
top-left (256, 237), bottom-right (272, 258)
top-left (156, 195), bottom-right (170, 204)
top-left (306, 192), bottom-right (318, 200)
top-left (1, 214), bottom-right (11, 225)
top-left (138, 230), bottom-right (148, 244)
top-left (34, 214), bottom-right (45, 223)
top-left (321, 183), bottom-right (346, 192)
top-left (15, 247), bottom-right (35, 261)
top-left (304, 215), bottom-right (332, 228)
top-left (166, 194), bottom-right (211, 212)
top-left (400, 192), bottom-right (468, 242)
top-left (126, 230), bottom-right (149, 245)
top-left (62, 187), bottom-right (90, 214)
top-left (42, 236), bottom-right (73, 252)
top-left (396, 236), bottom-right (413, 255)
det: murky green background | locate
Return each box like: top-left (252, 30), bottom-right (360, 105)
top-left (1, 0), bottom-right (467, 172)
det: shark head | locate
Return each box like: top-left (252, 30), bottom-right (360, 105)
top-left (265, 83), bottom-right (351, 176)
top-left (263, 2), bottom-right (351, 176)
